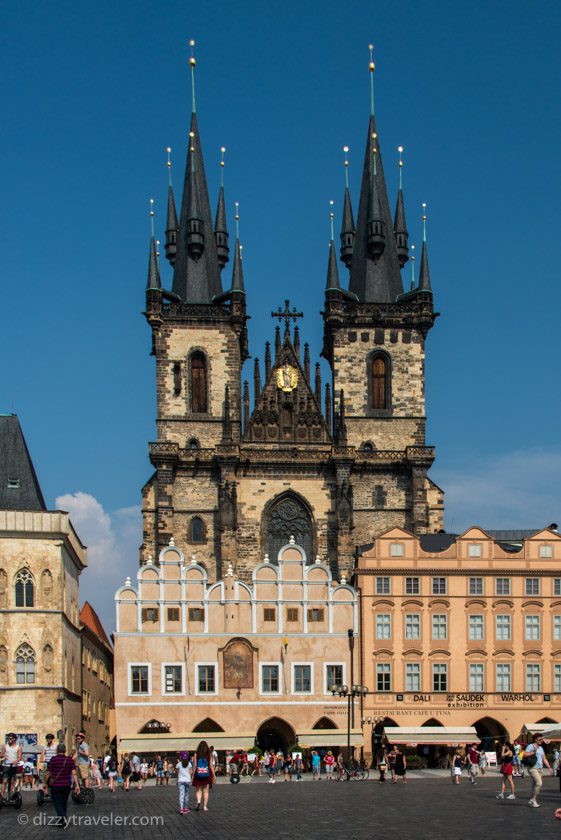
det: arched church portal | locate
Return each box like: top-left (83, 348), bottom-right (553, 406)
top-left (264, 493), bottom-right (314, 563)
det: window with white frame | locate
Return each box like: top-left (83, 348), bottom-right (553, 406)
top-left (540, 545), bottom-right (553, 559)
top-left (496, 614), bottom-right (511, 641)
top-left (326, 664), bottom-right (344, 693)
top-left (555, 579), bottom-right (561, 597)
top-left (293, 664), bottom-right (312, 693)
top-left (496, 663), bottom-right (511, 692)
top-left (405, 613), bottom-right (420, 640)
top-left (376, 663), bottom-right (391, 692)
top-left (376, 576), bottom-right (391, 595)
top-left (261, 664), bottom-right (280, 694)
top-left (525, 578), bottom-right (540, 596)
top-left (376, 614), bottom-right (391, 640)
top-left (432, 577), bottom-right (447, 595)
top-left (432, 663), bottom-right (448, 691)
top-left (163, 664), bottom-right (182, 694)
top-left (197, 664), bottom-right (216, 694)
top-left (525, 615), bottom-right (540, 641)
top-left (554, 615), bottom-right (561, 641)
top-left (432, 614), bottom-right (447, 640)
top-left (525, 663), bottom-right (541, 692)
top-left (468, 543), bottom-right (482, 557)
top-left (390, 543), bottom-right (404, 557)
top-left (129, 664), bottom-right (150, 695)
top-left (555, 664), bottom-right (561, 693)
top-left (468, 615), bottom-right (484, 641)
top-left (405, 577), bottom-right (420, 595)
top-left (469, 663), bottom-right (484, 692)
top-left (469, 577), bottom-right (484, 596)
top-left (405, 662), bottom-right (421, 692)
top-left (495, 578), bottom-right (510, 596)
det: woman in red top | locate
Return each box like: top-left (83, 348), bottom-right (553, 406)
top-left (45, 743), bottom-right (80, 827)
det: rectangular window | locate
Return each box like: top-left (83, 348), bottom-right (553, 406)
top-left (264, 608), bottom-right (276, 622)
top-left (496, 663), bottom-right (511, 692)
top-left (525, 663), bottom-right (541, 692)
top-left (405, 613), bottom-right (420, 640)
top-left (469, 615), bottom-right (484, 641)
top-left (188, 608), bottom-right (204, 622)
top-left (197, 664), bottom-right (216, 694)
top-left (405, 663), bottom-right (421, 692)
top-left (469, 663), bottom-right (484, 692)
top-left (376, 614), bottom-right (391, 640)
top-left (555, 664), bottom-right (561, 693)
top-left (525, 578), bottom-right (540, 596)
top-left (469, 577), bottom-right (484, 596)
top-left (141, 607), bottom-right (159, 622)
top-left (294, 664), bottom-right (312, 693)
top-left (307, 608), bottom-right (324, 622)
top-left (261, 665), bottom-right (280, 693)
top-left (164, 665), bottom-right (182, 694)
top-left (167, 607), bottom-right (180, 622)
top-left (287, 608), bottom-right (299, 622)
top-left (376, 663), bottom-right (392, 692)
top-left (495, 578), bottom-right (510, 596)
top-left (555, 579), bottom-right (561, 597)
top-left (540, 545), bottom-right (553, 559)
top-left (525, 615), bottom-right (540, 641)
top-left (432, 614), bottom-right (447, 640)
top-left (554, 616), bottom-right (561, 641)
top-left (376, 576), bottom-right (391, 595)
top-left (432, 577), bottom-right (447, 595)
top-left (326, 664), bottom-right (344, 692)
top-left (130, 665), bottom-right (149, 694)
top-left (7, 478), bottom-right (19, 489)
top-left (468, 543), bottom-right (482, 557)
top-left (405, 577), bottom-right (420, 595)
top-left (390, 543), bottom-right (404, 557)
top-left (432, 663), bottom-right (448, 692)
top-left (496, 614), bottom-right (511, 641)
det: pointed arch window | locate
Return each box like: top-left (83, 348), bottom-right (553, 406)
top-left (16, 643), bottom-right (36, 684)
top-left (190, 352), bottom-right (208, 413)
top-left (265, 494), bottom-right (314, 564)
top-left (15, 568), bottom-right (34, 608)
top-left (370, 353), bottom-right (390, 410)
top-left (190, 517), bottom-right (205, 544)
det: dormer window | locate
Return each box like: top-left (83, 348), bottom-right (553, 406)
top-left (7, 478), bottom-right (19, 489)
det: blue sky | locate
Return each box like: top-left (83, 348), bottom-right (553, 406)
top-left (2, 0), bottom-right (560, 630)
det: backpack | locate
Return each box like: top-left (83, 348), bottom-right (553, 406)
top-left (195, 757), bottom-right (210, 779)
top-left (109, 757), bottom-right (117, 772)
top-left (522, 747), bottom-right (538, 768)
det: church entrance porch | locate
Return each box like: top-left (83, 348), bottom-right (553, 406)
top-left (257, 717), bottom-right (296, 754)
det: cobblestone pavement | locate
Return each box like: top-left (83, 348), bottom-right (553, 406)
top-left (5, 773), bottom-right (561, 840)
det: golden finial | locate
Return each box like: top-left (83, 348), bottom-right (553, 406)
top-left (329, 199), bottom-right (335, 241)
top-left (410, 243), bottom-right (415, 289)
top-left (189, 130), bottom-right (195, 152)
top-left (155, 239), bottom-right (161, 269)
top-left (188, 40), bottom-right (197, 113)
top-left (368, 44), bottom-right (375, 72)
top-left (189, 39), bottom-right (196, 67)
top-left (220, 146), bottom-right (226, 187)
top-left (371, 132), bottom-right (378, 175)
top-left (235, 201), bottom-right (240, 239)
top-left (422, 202), bottom-right (427, 242)
top-left (149, 198), bottom-right (155, 238)
top-left (397, 145), bottom-right (404, 189)
top-left (343, 146), bottom-right (350, 188)
top-left (166, 146), bottom-right (172, 186)
top-left (368, 44), bottom-right (375, 115)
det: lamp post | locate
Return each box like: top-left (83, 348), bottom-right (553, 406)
top-left (330, 683), bottom-right (368, 780)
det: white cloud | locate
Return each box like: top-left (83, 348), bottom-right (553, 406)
top-left (55, 492), bottom-right (141, 635)
top-left (433, 448), bottom-right (561, 533)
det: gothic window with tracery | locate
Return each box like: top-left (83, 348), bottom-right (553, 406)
top-left (190, 352), bottom-right (207, 413)
top-left (370, 353), bottom-right (390, 410)
top-left (266, 495), bottom-right (313, 563)
top-left (15, 643), bottom-right (36, 684)
top-left (15, 568), bottom-right (34, 608)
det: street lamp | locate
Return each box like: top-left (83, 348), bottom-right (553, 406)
top-left (330, 683), bottom-right (368, 780)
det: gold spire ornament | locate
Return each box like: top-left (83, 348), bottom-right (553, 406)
top-left (343, 145), bottom-right (350, 188)
top-left (166, 146), bottom-right (172, 186)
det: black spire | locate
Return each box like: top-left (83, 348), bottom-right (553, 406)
top-left (326, 202), bottom-right (341, 291)
top-left (231, 204), bottom-right (245, 294)
top-left (340, 147), bottom-right (355, 268)
top-left (348, 52), bottom-right (404, 302)
top-left (147, 199), bottom-right (161, 290)
top-left (172, 47), bottom-right (223, 303)
top-left (214, 148), bottom-right (229, 269)
top-left (164, 147), bottom-right (179, 266)
top-left (418, 204), bottom-right (432, 292)
top-left (393, 146), bottom-right (409, 268)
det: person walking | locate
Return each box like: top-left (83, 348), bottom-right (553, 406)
top-left (155, 754), bottom-right (164, 785)
top-left (524, 733), bottom-right (553, 808)
top-left (294, 754), bottom-right (303, 781)
top-left (324, 750), bottom-right (335, 780)
top-left (106, 752), bottom-right (118, 792)
top-left (388, 746), bottom-right (397, 783)
top-left (45, 743), bottom-right (80, 828)
top-left (74, 732), bottom-right (90, 789)
top-left (175, 752), bottom-right (192, 814)
top-left (394, 748), bottom-right (407, 783)
top-left (131, 752), bottom-right (142, 790)
top-left (284, 754), bottom-right (293, 781)
top-left (466, 744), bottom-right (479, 785)
top-left (120, 752), bottom-right (132, 791)
top-left (452, 750), bottom-right (463, 785)
top-left (496, 742), bottom-right (515, 800)
top-left (192, 740), bottom-right (214, 812)
top-left (478, 749), bottom-right (486, 776)
top-left (377, 747), bottom-right (388, 784)
top-left (311, 750), bottom-right (321, 780)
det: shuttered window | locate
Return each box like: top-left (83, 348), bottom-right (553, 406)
top-left (371, 355), bottom-right (388, 410)
top-left (191, 353), bottom-right (207, 413)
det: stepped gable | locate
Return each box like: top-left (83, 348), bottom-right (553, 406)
top-left (244, 331), bottom-right (331, 445)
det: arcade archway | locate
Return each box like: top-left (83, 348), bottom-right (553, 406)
top-left (257, 717), bottom-right (296, 754)
top-left (472, 716), bottom-right (509, 750)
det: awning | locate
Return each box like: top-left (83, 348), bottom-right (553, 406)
top-left (118, 732), bottom-right (255, 753)
top-left (297, 730), bottom-right (363, 748)
top-left (521, 722), bottom-right (561, 737)
top-left (383, 726), bottom-right (479, 746)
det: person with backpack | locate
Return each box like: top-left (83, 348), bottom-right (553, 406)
top-left (120, 752), bottom-right (132, 791)
top-left (523, 733), bottom-right (553, 808)
top-left (106, 752), bottom-right (118, 793)
top-left (192, 740), bottom-right (214, 811)
top-left (175, 751), bottom-right (192, 815)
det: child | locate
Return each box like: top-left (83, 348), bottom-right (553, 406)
top-left (176, 752), bottom-right (192, 815)
top-left (452, 750), bottom-right (463, 785)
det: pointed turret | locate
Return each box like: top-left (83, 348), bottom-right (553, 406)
top-left (393, 146), bottom-right (409, 268)
top-left (172, 42), bottom-right (223, 303)
top-left (340, 147), bottom-right (355, 268)
top-left (164, 147), bottom-right (179, 266)
top-left (418, 203), bottom-right (432, 292)
top-left (147, 199), bottom-right (161, 290)
top-left (348, 47), bottom-right (404, 302)
top-left (326, 201), bottom-right (341, 291)
top-left (231, 203), bottom-right (245, 294)
top-left (214, 147), bottom-right (230, 269)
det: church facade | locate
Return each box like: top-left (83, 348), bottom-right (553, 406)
top-left (113, 50), bottom-right (445, 755)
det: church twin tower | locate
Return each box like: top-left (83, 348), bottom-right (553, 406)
top-left (142, 47), bottom-right (444, 580)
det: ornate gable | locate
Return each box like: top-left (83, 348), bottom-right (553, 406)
top-left (244, 336), bottom-right (331, 445)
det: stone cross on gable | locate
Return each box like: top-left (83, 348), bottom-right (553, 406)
top-left (271, 299), bottom-right (303, 334)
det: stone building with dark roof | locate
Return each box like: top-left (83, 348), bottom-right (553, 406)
top-left (80, 602), bottom-right (114, 758)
